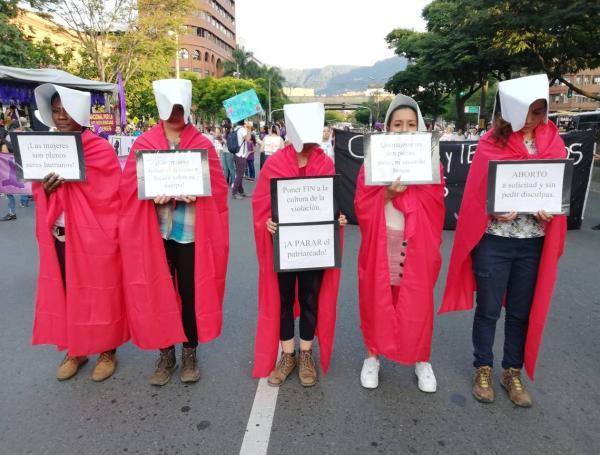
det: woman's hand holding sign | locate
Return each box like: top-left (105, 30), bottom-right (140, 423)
top-left (266, 217), bottom-right (277, 234)
top-left (492, 211), bottom-right (518, 221)
top-left (385, 178), bottom-right (407, 201)
top-left (534, 210), bottom-right (553, 222)
top-left (43, 172), bottom-right (64, 196)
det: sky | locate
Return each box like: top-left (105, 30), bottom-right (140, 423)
top-left (235, 0), bottom-right (432, 70)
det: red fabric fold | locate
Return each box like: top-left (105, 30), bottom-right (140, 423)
top-left (355, 164), bottom-right (445, 364)
top-left (119, 122), bottom-right (229, 349)
top-left (439, 122), bottom-right (567, 379)
top-left (251, 144), bottom-right (343, 378)
top-left (32, 129), bottom-right (129, 356)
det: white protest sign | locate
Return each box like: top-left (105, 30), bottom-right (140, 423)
top-left (365, 132), bottom-right (440, 185)
top-left (489, 160), bottom-right (571, 214)
top-left (276, 177), bottom-right (335, 224)
top-left (12, 132), bottom-right (84, 181)
top-left (109, 135), bottom-right (137, 157)
top-left (263, 136), bottom-right (281, 155)
top-left (277, 224), bottom-right (336, 270)
top-left (137, 150), bottom-right (211, 199)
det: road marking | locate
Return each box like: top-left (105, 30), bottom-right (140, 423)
top-left (239, 351), bottom-right (281, 455)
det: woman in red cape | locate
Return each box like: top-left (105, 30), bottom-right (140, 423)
top-left (440, 74), bottom-right (567, 407)
top-left (31, 84), bottom-right (128, 382)
top-left (252, 108), bottom-right (345, 385)
top-left (119, 79), bottom-right (228, 386)
top-left (355, 94), bottom-right (445, 392)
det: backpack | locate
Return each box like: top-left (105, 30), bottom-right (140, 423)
top-left (227, 127), bottom-right (241, 154)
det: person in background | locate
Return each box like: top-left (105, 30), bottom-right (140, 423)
top-left (245, 132), bottom-right (256, 181)
top-left (231, 119), bottom-right (250, 200)
top-left (213, 126), bottom-right (224, 157)
top-left (0, 120), bottom-right (30, 221)
top-left (440, 74), bottom-right (567, 408)
top-left (260, 125), bottom-right (284, 169)
top-left (221, 126), bottom-right (236, 185)
top-left (321, 124), bottom-right (335, 162)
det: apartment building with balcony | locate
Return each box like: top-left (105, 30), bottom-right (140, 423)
top-left (176, 0), bottom-right (236, 77)
top-left (549, 68), bottom-right (600, 112)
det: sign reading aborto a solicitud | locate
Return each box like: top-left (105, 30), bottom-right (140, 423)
top-left (271, 175), bottom-right (341, 273)
top-left (10, 132), bottom-right (85, 181)
top-left (487, 159), bottom-right (574, 215)
top-left (136, 149), bottom-right (211, 200)
top-left (364, 131), bottom-right (441, 186)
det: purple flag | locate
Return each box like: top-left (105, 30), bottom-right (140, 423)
top-left (117, 71), bottom-right (127, 128)
top-left (0, 155), bottom-right (32, 195)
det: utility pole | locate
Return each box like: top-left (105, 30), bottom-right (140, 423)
top-left (268, 74), bottom-right (272, 124)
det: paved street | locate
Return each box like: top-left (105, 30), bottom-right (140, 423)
top-left (1, 186), bottom-right (599, 455)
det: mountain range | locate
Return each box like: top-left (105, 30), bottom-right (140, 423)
top-left (281, 56), bottom-right (408, 95)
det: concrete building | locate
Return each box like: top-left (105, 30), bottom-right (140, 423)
top-left (283, 87), bottom-right (315, 97)
top-left (549, 68), bottom-right (600, 112)
top-left (176, 0), bottom-right (236, 77)
top-left (12, 9), bottom-right (82, 61)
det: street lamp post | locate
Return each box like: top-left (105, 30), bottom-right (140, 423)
top-left (268, 74), bottom-right (272, 124)
top-left (168, 30), bottom-right (180, 79)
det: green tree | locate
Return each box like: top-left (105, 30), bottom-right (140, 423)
top-left (0, 2), bottom-right (71, 68)
top-left (483, 0), bottom-right (600, 100)
top-left (325, 111), bottom-right (346, 124)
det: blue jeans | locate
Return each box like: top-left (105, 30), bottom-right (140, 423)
top-left (221, 152), bottom-right (236, 185)
top-left (471, 234), bottom-right (544, 369)
top-left (7, 194), bottom-right (15, 213)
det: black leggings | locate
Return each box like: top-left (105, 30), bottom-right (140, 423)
top-left (164, 240), bottom-right (198, 348)
top-left (277, 270), bottom-right (324, 342)
top-left (55, 239), bottom-right (66, 289)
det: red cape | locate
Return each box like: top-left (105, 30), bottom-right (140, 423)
top-left (355, 165), bottom-right (445, 364)
top-left (32, 129), bottom-right (129, 356)
top-left (119, 122), bottom-right (229, 349)
top-left (251, 145), bottom-right (343, 378)
top-left (439, 122), bottom-right (567, 379)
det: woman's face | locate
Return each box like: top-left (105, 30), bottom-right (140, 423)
top-left (51, 97), bottom-right (81, 132)
top-left (520, 99), bottom-right (546, 135)
top-left (388, 107), bottom-right (418, 133)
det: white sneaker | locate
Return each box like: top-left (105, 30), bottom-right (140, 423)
top-left (414, 362), bottom-right (437, 393)
top-left (360, 357), bottom-right (380, 389)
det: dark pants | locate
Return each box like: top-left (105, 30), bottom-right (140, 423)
top-left (232, 155), bottom-right (247, 196)
top-left (163, 240), bottom-right (198, 348)
top-left (55, 238), bottom-right (66, 289)
top-left (247, 159), bottom-right (255, 179)
top-left (277, 270), bottom-right (324, 341)
top-left (260, 153), bottom-right (269, 169)
top-left (471, 234), bottom-right (544, 369)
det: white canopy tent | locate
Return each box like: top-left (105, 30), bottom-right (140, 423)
top-left (0, 66), bottom-right (117, 94)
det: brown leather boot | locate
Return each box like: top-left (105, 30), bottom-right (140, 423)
top-left (149, 347), bottom-right (177, 386)
top-left (180, 347), bottom-right (200, 383)
top-left (267, 352), bottom-right (296, 387)
top-left (501, 368), bottom-right (533, 407)
top-left (56, 355), bottom-right (88, 381)
top-left (92, 351), bottom-right (117, 382)
top-left (472, 366), bottom-right (495, 403)
top-left (298, 349), bottom-right (317, 387)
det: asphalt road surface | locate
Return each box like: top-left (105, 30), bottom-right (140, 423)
top-left (1, 185), bottom-right (599, 455)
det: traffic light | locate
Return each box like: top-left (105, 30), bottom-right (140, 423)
top-left (567, 88), bottom-right (573, 99)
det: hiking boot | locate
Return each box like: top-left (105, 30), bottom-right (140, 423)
top-left (149, 347), bottom-right (177, 386)
top-left (298, 349), bottom-right (317, 387)
top-left (91, 351), bottom-right (117, 382)
top-left (180, 347), bottom-right (200, 383)
top-left (501, 368), bottom-right (533, 407)
top-left (267, 352), bottom-right (296, 387)
top-left (56, 355), bottom-right (88, 381)
top-left (472, 366), bottom-right (495, 403)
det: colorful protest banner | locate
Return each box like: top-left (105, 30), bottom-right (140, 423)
top-left (91, 113), bottom-right (117, 135)
top-left (0, 154), bottom-right (32, 195)
top-left (222, 89), bottom-right (263, 124)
